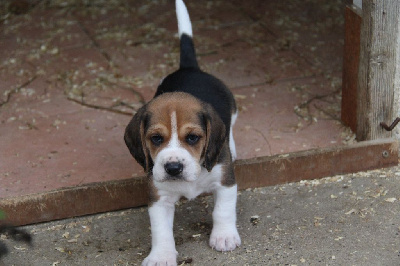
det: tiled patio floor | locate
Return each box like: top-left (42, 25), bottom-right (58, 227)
top-left (0, 0), bottom-right (353, 199)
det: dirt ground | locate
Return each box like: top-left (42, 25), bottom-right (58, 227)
top-left (2, 165), bottom-right (400, 265)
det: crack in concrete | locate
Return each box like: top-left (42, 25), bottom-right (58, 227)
top-left (0, 76), bottom-right (37, 108)
top-left (75, 20), bottom-right (114, 70)
top-left (293, 88), bottom-right (341, 125)
top-left (66, 96), bottom-right (137, 116)
top-left (253, 127), bottom-right (272, 155)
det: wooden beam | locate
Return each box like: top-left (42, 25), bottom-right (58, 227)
top-left (357, 0), bottom-right (400, 140)
top-left (1, 139), bottom-right (398, 226)
top-left (235, 138), bottom-right (398, 190)
top-left (342, 5), bottom-right (362, 132)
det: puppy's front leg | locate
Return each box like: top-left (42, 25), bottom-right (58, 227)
top-left (143, 196), bottom-right (178, 266)
top-left (210, 184), bottom-right (241, 251)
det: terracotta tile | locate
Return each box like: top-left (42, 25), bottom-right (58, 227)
top-left (199, 41), bottom-right (314, 88)
top-left (72, 5), bottom-right (146, 38)
top-left (0, 77), bottom-right (143, 198)
top-left (234, 0), bottom-right (345, 73)
top-left (0, 0), bottom-right (351, 200)
top-left (100, 41), bottom-right (173, 93)
top-left (0, 64), bottom-right (37, 97)
top-left (232, 74), bottom-right (347, 159)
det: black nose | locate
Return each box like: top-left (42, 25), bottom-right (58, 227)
top-left (164, 162), bottom-right (183, 176)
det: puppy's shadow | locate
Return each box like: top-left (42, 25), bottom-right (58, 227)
top-left (173, 196), bottom-right (214, 246)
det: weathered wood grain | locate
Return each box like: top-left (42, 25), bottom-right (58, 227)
top-left (357, 0), bottom-right (400, 140)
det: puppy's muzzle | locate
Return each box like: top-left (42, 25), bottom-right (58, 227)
top-left (164, 162), bottom-right (184, 177)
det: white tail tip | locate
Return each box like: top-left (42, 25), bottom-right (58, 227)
top-left (176, 0), bottom-right (193, 37)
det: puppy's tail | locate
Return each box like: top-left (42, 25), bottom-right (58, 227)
top-left (176, 0), bottom-right (199, 69)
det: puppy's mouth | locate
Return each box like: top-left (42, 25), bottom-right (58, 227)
top-left (164, 174), bottom-right (184, 181)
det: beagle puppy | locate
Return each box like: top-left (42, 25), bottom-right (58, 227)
top-left (124, 0), bottom-right (240, 265)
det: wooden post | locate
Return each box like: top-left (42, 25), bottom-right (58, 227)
top-left (356, 0), bottom-right (400, 141)
top-left (342, 5), bottom-right (362, 132)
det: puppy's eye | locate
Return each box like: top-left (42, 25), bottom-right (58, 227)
top-left (150, 135), bottom-right (164, 146)
top-left (186, 134), bottom-right (200, 145)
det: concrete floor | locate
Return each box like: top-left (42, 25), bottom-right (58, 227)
top-left (1, 165), bottom-right (400, 265)
top-left (0, 0), bottom-right (352, 199)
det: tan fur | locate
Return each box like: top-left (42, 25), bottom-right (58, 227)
top-left (144, 92), bottom-right (207, 165)
top-left (125, 91), bottom-right (233, 203)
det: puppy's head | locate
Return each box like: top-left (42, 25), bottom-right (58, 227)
top-left (124, 92), bottom-right (226, 182)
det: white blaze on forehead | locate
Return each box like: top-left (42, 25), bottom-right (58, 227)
top-left (169, 111), bottom-right (180, 148)
top-left (152, 111), bottom-right (202, 182)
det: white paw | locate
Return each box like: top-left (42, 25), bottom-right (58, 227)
top-left (142, 250), bottom-right (178, 266)
top-left (209, 227), bottom-right (241, 252)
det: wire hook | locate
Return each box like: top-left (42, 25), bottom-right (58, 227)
top-left (380, 117), bottom-right (400, 131)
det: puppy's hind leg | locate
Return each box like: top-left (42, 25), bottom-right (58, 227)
top-left (229, 111), bottom-right (238, 161)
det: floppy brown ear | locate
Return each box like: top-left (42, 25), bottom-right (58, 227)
top-left (124, 106), bottom-right (153, 172)
top-left (202, 105), bottom-right (227, 172)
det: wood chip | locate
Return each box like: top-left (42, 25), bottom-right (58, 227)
top-left (55, 247), bottom-right (65, 253)
top-left (384, 198), bottom-right (397, 203)
top-left (250, 215), bottom-right (260, 225)
top-left (13, 246), bottom-right (27, 251)
top-left (345, 209), bottom-right (357, 215)
top-left (234, 94), bottom-right (247, 100)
